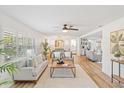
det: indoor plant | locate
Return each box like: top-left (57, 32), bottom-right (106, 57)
top-left (56, 58), bottom-right (64, 64)
top-left (41, 39), bottom-right (51, 60)
top-left (114, 50), bottom-right (121, 59)
top-left (0, 39), bottom-right (18, 86)
top-left (0, 62), bottom-right (18, 86)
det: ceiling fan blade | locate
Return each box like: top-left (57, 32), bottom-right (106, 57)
top-left (69, 28), bottom-right (79, 31)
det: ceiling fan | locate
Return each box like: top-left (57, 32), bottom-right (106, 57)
top-left (62, 24), bottom-right (79, 32)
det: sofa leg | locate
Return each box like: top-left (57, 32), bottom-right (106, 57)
top-left (33, 80), bottom-right (37, 84)
top-left (13, 80), bottom-right (17, 84)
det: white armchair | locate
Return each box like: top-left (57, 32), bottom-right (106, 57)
top-left (51, 51), bottom-right (62, 62)
top-left (63, 51), bottom-right (74, 64)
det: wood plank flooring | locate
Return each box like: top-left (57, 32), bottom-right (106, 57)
top-left (10, 55), bottom-right (124, 88)
top-left (76, 56), bottom-right (124, 88)
top-left (10, 82), bottom-right (35, 88)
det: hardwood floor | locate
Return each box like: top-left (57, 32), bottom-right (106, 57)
top-left (76, 56), bottom-right (124, 88)
top-left (10, 81), bottom-right (35, 88)
top-left (10, 55), bottom-right (124, 88)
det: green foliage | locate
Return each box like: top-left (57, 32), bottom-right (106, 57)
top-left (0, 39), bottom-right (18, 86)
top-left (114, 50), bottom-right (121, 57)
top-left (0, 62), bottom-right (18, 86)
top-left (3, 36), bottom-right (13, 44)
top-left (57, 58), bottom-right (60, 62)
top-left (0, 80), bottom-right (11, 86)
top-left (0, 40), bottom-right (4, 55)
top-left (119, 48), bottom-right (124, 56)
top-left (0, 62), bottom-right (18, 76)
top-left (0, 40), bottom-right (3, 44)
top-left (0, 38), bottom-right (17, 56)
top-left (41, 40), bottom-right (51, 59)
top-left (3, 48), bottom-right (16, 56)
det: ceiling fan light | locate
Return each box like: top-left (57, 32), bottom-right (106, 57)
top-left (63, 29), bottom-right (68, 32)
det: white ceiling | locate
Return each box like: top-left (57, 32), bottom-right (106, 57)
top-left (0, 5), bottom-right (124, 36)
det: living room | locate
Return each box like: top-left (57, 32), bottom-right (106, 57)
top-left (0, 5), bottom-right (124, 89)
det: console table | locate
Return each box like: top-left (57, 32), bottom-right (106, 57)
top-left (111, 59), bottom-right (124, 84)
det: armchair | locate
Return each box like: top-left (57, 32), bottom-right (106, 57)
top-left (63, 51), bottom-right (74, 64)
top-left (51, 51), bottom-right (62, 62)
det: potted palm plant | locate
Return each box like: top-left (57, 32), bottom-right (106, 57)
top-left (0, 62), bottom-right (18, 86)
top-left (0, 39), bottom-right (18, 87)
top-left (41, 39), bottom-right (51, 60)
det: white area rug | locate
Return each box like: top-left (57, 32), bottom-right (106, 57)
top-left (35, 64), bottom-right (98, 88)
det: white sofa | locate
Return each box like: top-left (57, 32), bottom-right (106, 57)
top-left (85, 50), bottom-right (102, 62)
top-left (13, 54), bottom-right (48, 82)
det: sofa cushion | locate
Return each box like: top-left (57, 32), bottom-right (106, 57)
top-left (17, 58), bottom-right (27, 67)
top-left (33, 58), bottom-right (40, 67)
top-left (26, 59), bottom-right (33, 67)
top-left (36, 56), bottom-right (43, 64)
top-left (24, 59), bottom-right (33, 67)
top-left (22, 57), bottom-right (38, 67)
top-left (18, 54), bottom-right (44, 68)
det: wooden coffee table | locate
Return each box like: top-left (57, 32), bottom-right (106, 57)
top-left (50, 61), bottom-right (76, 78)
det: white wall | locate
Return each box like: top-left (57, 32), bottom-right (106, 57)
top-left (76, 37), bottom-right (80, 55)
top-left (80, 17), bottom-right (124, 77)
top-left (101, 17), bottom-right (124, 77)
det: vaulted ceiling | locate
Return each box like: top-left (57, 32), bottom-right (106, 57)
top-left (0, 5), bottom-right (124, 36)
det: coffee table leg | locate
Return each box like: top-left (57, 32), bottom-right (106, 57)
top-left (50, 67), bottom-right (52, 77)
top-left (73, 68), bottom-right (76, 78)
top-left (50, 67), bottom-right (54, 78)
top-left (50, 67), bottom-right (53, 78)
top-left (71, 68), bottom-right (76, 78)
